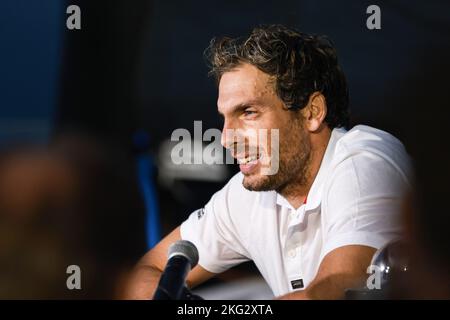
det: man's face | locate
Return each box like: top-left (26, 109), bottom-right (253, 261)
top-left (218, 63), bottom-right (312, 192)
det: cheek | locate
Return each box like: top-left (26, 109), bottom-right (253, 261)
top-left (253, 113), bottom-right (290, 155)
top-left (279, 120), bottom-right (306, 153)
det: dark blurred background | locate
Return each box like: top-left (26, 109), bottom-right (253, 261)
top-left (0, 0), bottom-right (449, 299)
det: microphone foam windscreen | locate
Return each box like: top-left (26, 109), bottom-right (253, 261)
top-left (168, 240), bottom-right (199, 268)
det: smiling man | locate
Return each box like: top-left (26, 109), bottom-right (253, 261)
top-left (124, 25), bottom-right (411, 299)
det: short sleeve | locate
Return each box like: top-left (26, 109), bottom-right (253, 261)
top-left (180, 175), bottom-right (250, 273)
top-left (321, 151), bottom-right (409, 259)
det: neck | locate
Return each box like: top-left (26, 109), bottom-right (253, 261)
top-left (280, 126), bottom-right (332, 209)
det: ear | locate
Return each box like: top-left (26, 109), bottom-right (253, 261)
top-left (301, 92), bottom-right (327, 132)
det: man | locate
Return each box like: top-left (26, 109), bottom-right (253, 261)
top-left (124, 25), bottom-right (411, 299)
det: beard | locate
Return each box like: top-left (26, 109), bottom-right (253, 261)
top-left (242, 117), bottom-right (312, 192)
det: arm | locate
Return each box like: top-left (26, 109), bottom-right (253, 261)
top-left (278, 245), bottom-right (375, 300)
top-left (121, 226), bottom-right (217, 300)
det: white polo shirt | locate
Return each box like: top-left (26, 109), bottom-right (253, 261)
top-left (180, 125), bottom-right (412, 297)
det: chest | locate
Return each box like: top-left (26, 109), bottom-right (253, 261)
top-left (247, 205), bottom-right (324, 295)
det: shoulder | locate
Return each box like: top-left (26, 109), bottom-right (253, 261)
top-left (332, 125), bottom-right (412, 183)
top-left (323, 125), bottom-right (412, 208)
top-left (336, 125), bottom-right (409, 162)
top-left (209, 172), bottom-right (259, 220)
top-left (213, 172), bottom-right (246, 201)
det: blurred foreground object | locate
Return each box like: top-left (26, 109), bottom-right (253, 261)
top-left (345, 239), bottom-right (410, 300)
top-left (370, 239), bottom-right (410, 289)
top-left (0, 135), bottom-right (146, 299)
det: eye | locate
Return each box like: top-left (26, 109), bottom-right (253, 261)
top-left (243, 109), bottom-right (257, 116)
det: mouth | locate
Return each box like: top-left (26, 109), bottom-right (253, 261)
top-left (236, 153), bottom-right (263, 175)
top-left (236, 154), bottom-right (261, 165)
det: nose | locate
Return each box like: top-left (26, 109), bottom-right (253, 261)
top-left (221, 118), bottom-right (238, 150)
top-left (221, 119), bottom-right (231, 149)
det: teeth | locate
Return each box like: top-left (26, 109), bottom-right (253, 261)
top-left (238, 155), bottom-right (259, 164)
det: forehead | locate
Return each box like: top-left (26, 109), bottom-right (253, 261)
top-left (217, 63), bottom-right (276, 112)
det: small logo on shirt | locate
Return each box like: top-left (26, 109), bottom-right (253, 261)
top-left (291, 279), bottom-right (304, 290)
top-left (197, 208), bottom-right (205, 220)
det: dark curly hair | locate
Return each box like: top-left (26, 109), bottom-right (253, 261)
top-left (205, 24), bottom-right (349, 129)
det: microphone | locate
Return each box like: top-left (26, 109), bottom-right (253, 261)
top-left (153, 240), bottom-right (199, 300)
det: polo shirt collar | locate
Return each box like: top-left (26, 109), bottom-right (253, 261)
top-left (275, 127), bottom-right (347, 211)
